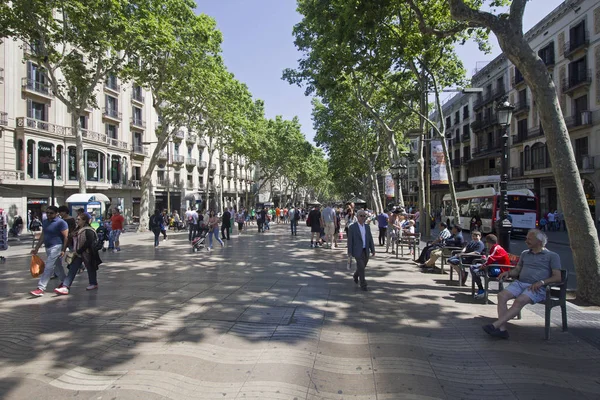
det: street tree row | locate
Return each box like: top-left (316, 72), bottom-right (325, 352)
top-left (285, 0), bottom-right (600, 305)
top-left (1, 0), bottom-right (328, 229)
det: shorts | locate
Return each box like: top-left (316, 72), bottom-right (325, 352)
top-left (505, 280), bottom-right (546, 304)
top-left (112, 229), bottom-right (122, 242)
top-left (311, 225), bottom-right (321, 233)
top-left (324, 222), bottom-right (335, 237)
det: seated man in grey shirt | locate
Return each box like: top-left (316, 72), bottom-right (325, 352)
top-left (483, 229), bottom-right (562, 339)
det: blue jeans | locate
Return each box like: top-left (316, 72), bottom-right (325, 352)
top-left (152, 228), bottom-right (161, 246)
top-left (107, 229), bottom-right (114, 249)
top-left (208, 227), bottom-right (223, 248)
top-left (37, 245), bottom-right (66, 291)
top-left (290, 220), bottom-right (297, 234)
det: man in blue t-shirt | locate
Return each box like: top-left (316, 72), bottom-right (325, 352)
top-left (30, 205), bottom-right (69, 297)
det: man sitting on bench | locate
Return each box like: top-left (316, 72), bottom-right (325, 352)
top-left (448, 230), bottom-right (485, 284)
top-left (470, 234), bottom-right (510, 299)
top-left (483, 229), bottom-right (562, 339)
top-left (415, 222), bottom-right (451, 264)
top-left (418, 224), bottom-right (464, 270)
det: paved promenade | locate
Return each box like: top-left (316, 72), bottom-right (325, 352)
top-left (0, 223), bottom-right (599, 400)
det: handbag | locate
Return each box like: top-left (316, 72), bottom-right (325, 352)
top-left (30, 255), bottom-right (45, 278)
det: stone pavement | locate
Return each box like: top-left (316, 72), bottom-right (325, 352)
top-left (0, 223), bottom-right (599, 400)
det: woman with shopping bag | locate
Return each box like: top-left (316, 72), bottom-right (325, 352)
top-left (54, 212), bottom-right (102, 295)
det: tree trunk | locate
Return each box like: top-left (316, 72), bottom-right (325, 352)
top-left (138, 134), bottom-right (169, 232)
top-left (417, 77), bottom-right (428, 237)
top-left (497, 34), bottom-right (600, 304)
top-left (71, 113), bottom-right (87, 193)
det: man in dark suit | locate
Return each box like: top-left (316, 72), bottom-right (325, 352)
top-left (347, 210), bottom-right (376, 291)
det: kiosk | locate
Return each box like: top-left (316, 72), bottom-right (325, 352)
top-left (66, 193), bottom-right (111, 227)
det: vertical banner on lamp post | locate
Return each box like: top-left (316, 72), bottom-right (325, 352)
top-left (431, 140), bottom-right (449, 185)
top-left (384, 174), bottom-right (395, 198)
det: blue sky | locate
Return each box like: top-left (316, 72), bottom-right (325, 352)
top-left (195, 0), bottom-right (565, 143)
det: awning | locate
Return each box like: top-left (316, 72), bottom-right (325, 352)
top-left (66, 193), bottom-right (111, 203)
top-left (347, 197), bottom-right (366, 204)
top-left (184, 192), bottom-right (202, 202)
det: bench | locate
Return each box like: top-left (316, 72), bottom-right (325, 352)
top-left (397, 232), bottom-right (420, 261)
top-left (465, 252), bottom-right (568, 340)
top-left (439, 246), bottom-right (464, 276)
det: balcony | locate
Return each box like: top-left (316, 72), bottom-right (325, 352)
top-left (461, 133), bottom-right (470, 143)
top-left (473, 92), bottom-right (492, 110)
top-left (21, 78), bottom-right (54, 99)
top-left (130, 117), bottom-right (145, 130)
top-left (102, 107), bottom-right (122, 121)
top-left (0, 112), bottom-right (7, 125)
top-left (512, 131), bottom-right (528, 145)
top-left (492, 86), bottom-right (506, 100)
top-left (197, 138), bottom-right (207, 148)
top-left (511, 167), bottom-right (524, 178)
top-left (129, 180), bottom-right (141, 189)
top-left (186, 181), bottom-right (194, 190)
top-left (198, 183), bottom-right (206, 192)
top-left (173, 130), bottom-right (185, 141)
top-left (131, 90), bottom-right (144, 105)
top-left (132, 145), bottom-right (148, 156)
top-left (451, 159), bottom-right (460, 168)
top-left (470, 115), bottom-right (498, 133)
top-left (157, 150), bottom-right (168, 161)
top-left (172, 155), bottom-right (185, 165)
top-left (226, 171), bottom-right (234, 179)
top-left (513, 101), bottom-right (530, 117)
top-left (528, 124), bottom-right (544, 139)
top-left (577, 155), bottom-right (596, 172)
top-left (0, 169), bottom-right (26, 183)
top-left (156, 178), bottom-right (169, 187)
top-left (566, 111), bottom-right (594, 130)
top-left (564, 31), bottom-right (589, 59)
top-left (108, 137), bottom-right (129, 150)
top-left (197, 160), bottom-right (207, 169)
top-left (185, 157), bottom-right (197, 167)
top-left (186, 134), bottom-right (197, 145)
top-left (460, 156), bottom-right (470, 164)
top-left (562, 69), bottom-right (591, 95)
top-left (103, 80), bottom-right (120, 94)
top-left (0, 68), bottom-right (4, 83)
top-left (512, 73), bottom-right (525, 88)
top-left (471, 143), bottom-right (502, 158)
top-left (17, 117), bottom-right (69, 136)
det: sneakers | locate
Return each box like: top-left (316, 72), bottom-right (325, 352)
top-left (474, 289), bottom-right (486, 299)
top-left (30, 289), bottom-right (44, 297)
top-left (54, 286), bottom-right (69, 295)
top-left (86, 284), bottom-right (98, 291)
top-left (220, 241), bottom-right (224, 248)
top-left (310, 243), bottom-right (315, 248)
top-left (482, 324), bottom-right (509, 339)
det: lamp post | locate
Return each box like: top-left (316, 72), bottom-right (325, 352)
top-left (390, 163), bottom-right (407, 210)
top-left (47, 157), bottom-right (58, 206)
top-left (496, 97), bottom-right (515, 252)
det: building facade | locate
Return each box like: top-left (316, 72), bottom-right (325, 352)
top-left (0, 37), bottom-right (255, 225)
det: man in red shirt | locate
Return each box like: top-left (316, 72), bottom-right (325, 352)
top-left (110, 208), bottom-right (125, 253)
top-left (469, 234), bottom-right (510, 299)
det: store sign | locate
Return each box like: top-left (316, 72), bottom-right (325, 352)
top-left (27, 198), bottom-right (48, 204)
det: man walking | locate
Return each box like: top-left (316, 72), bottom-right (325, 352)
top-left (377, 209), bottom-right (388, 246)
top-left (221, 208), bottom-right (231, 240)
top-left (29, 206), bottom-right (69, 297)
top-left (347, 210), bottom-right (375, 291)
top-left (110, 208), bottom-right (125, 252)
top-left (290, 206), bottom-right (300, 236)
top-left (321, 203), bottom-right (336, 249)
top-left (188, 208), bottom-right (198, 242)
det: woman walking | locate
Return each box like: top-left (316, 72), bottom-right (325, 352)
top-left (207, 210), bottom-right (224, 251)
top-left (150, 209), bottom-right (162, 247)
top-left (54, 213), bottom-right (102, 294)
top-left (236, 209), bottom-right (245, 235)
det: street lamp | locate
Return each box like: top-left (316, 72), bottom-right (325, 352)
top-left (390, 163), bottom-right (407, 210)
top-left (496, 97), bottom-right (515, 252)
top-left (47, 157), bottom-right (58, 206)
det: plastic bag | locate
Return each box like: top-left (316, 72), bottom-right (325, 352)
top-left (30, 255), bottom-right (45, 278)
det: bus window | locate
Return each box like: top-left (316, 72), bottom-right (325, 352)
top-left (469, 198), bottom-right (481, 217)
top-left (479, 197), bottom-right (493, 219)
top-left (459, 199), bottom-right (470, 217)
top-left (508, 196), bottom-right (537, 210)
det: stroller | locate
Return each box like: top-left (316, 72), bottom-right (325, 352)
top-left (191, 224), bottom-right (209, 252)
top-left (96, 225), bottom-right (109, 252)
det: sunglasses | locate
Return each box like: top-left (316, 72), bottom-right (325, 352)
top-left (358, 215), bottom-right (367, 218)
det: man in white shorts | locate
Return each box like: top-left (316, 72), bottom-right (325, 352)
top-left (483, 229), bottom-right (562, 339)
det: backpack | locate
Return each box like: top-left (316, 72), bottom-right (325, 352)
top-left (294, 211), bottom-right (300, 221)
top-left (149, 215), bottom-right (157, 229)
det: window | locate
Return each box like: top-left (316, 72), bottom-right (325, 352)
top-left (573, 95), bottom-right (588, 125)
top-left (105, 95), bottom-right (118, 115)
top-left (531, 143), bottom-right (546, 170)
top-left (496, 77), bottom-right (505, 94)
top-left (26, 61), bottom-right (48, 93)
top-left (517, 118), bottom-right (528, 141)
top-left (27, 140), bottom-right (35, 178)
top-left (68, 147), bottom-right (77, 180)
top-left (106, 124), bottom-right (118, 139)
top-left (454, 111), bottom-right (460, 125)
top-left (445, 116), bottom-right (451, 128)
top-left (568, 57), bottom-right (588, 85)
top-left (37, 142), bottom-right (54, 179)
top-left (575, 137), bottom-right (588, 167)
top-left (463, 105), bottom-right (469, 119)
top-left (469, 198), bottom-right (481, 217)
top-left (524, 145), bottom-right (531, 170)
top-left (174, 143), bottom-right (180, 156)
top-left (85, 150), bottom-right (104, 182)
top-left (479, 198), bottom-right (493, 219)
top-left (79, 115), bottom-right (87, 130)
top-left (569, 20), bottom-right (586, 48)
top-left (518, 89), bottom-right (527, 105)
top-left (132, 106), bottom-right (142, 125)
top-left (462, 124), bottom-right (469, 138)
top-left (16, 139), bottom-right (24, 171)
top-left (514, 68), bottom-right (524, 83)
top-left (27, 100), bottom-right (46, 121)
top-left (106, 74), bottom-right (118, 90)
top-left (111, 155), bottom-right (121, 183)
top-left (133, 166), bottom-right (141, 180)
top-left (459, 199), bottom-right (470, 217)
top-left (56, 145), bottom-right (63, 179)
top-left (187, 145), bottom-right (193, 158)
top-left (538, 42), bottom-right (555, 66)
top-left (132, 84), bottom-right (143, 102)
top-left (488, 159), bottom-right (495, 170)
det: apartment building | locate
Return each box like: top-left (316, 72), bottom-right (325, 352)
top-left (507, 0), bottom-right (600, 218)
top-left (0, 37), bottom-right (254, 224)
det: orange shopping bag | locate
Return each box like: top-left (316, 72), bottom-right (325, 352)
top-left (30, 255), bottom-right (45, 278)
